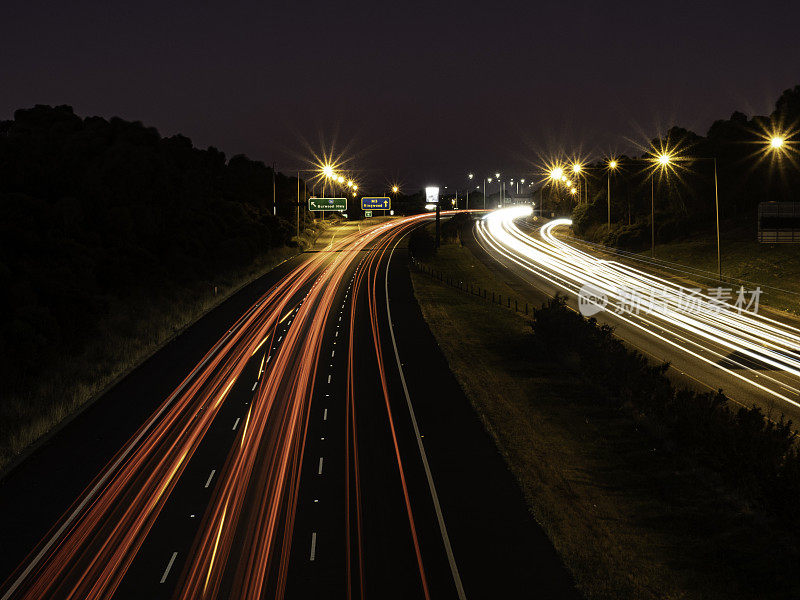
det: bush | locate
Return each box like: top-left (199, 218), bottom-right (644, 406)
top-left (440, 212), bottom-right (473, 243)
top-left (604, 222), bottom-right (649, 249)
top-left (532, 295), bottom-right (800, 525)
top-left (409, 226), bottom-right (436, 259)
top-left (571, 201), bottom-right (606, 237)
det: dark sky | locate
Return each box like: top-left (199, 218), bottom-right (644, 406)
top-left (3, 0), bottom-right (800, 192)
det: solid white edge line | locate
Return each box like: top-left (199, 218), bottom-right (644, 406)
top-left (0, 305), bottom-right (250, 600)
top-left (385, 233), bottom-right (467, 600)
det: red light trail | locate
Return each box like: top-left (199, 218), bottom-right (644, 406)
top-left (1, 213), bottom-right (443, 600)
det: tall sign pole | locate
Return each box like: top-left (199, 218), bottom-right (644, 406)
top-left (296, 170), bottom-right (300, 239)
top-left (426, 187), bottom-right (440, 248)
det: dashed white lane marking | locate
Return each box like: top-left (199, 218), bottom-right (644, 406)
top-left (323, 408), bottom-right (328, 421)
top-left (335, 331), bottom-right (339, 337)
top-left (331, 350), bottom-right (335, 358)
top-left (317, 457), bottom-right (324, 475)
top-left (204, 469), bottom-right (216, 488)
top-left (232, 417), bottom-right (241, 431)
top-left (310, 532), bottom-right (317, 561)
top-left (160, 552), bottom-right (178, 583)
top-left (327, 374), bottom-right (331, 384)
top-left (251, 381), bottom-right (258, 391)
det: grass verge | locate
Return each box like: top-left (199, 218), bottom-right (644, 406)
top-left (411, 236), bottom-right (800, 600)
top-left (0, 222), bottom-right (329, 475)
top-left (573, 225), bottom-right (800, 315)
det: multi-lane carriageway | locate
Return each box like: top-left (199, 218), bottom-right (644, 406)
top-left (0, 213), bottom-right (580, 600)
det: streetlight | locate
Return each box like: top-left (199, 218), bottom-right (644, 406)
top-left (571, 163), bottom-right (583, 203)
top-left (540, 166), bottom-right (565, 217)
top-left (606, 159), bottom-right (618, 231)
top-left (321, 164), bottom-right (335, 197)
top-left (467, 173), bottom-right (474, 209)
top-left (390, 185), bottom-right (399, 217)
top-left (700, 133), bottom-right (791, 279)
top-left (495, 173), bottom-right (502, 205)
top-left (650, 151), bottom-right (674, 257)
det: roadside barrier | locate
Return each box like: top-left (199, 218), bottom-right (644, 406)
top-left (409, 255), bottom-right (530, 317)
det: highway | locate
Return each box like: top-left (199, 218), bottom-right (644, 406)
top-left (0, 214), bottom-right (579, 599)
top-left (474, 206), bottom-right (800, 425)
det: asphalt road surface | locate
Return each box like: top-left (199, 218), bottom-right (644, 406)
top-left (0, 214), bottom-right (579, 599)
top-left (473, 207), bottom-right (800, 427)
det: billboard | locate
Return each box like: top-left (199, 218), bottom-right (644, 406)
top-left (425, 187), bottom-right (440, 204)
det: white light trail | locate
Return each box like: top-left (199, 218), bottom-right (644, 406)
top-left (476, 207), bottom-right (800, 407)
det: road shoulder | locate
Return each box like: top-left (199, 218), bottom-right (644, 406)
top-left (408, 236), bottom-right (782, 600)
top-left (388, 242), bottom-right (581, 599)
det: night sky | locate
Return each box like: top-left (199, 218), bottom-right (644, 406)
top-left (3, 0), bottom-right (800, 191)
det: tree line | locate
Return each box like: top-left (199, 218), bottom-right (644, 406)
top-left (567, 85), bottom-right (800, 246)
top-left (0, 104), bottom-right (313, 390)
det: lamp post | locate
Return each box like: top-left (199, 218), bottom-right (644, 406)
top-left (544, 166), bottom-right (565, 218)
top-left (391, 185), bottom-right (398, 216)
top-left (495, 173), bottom-right (501, 207)
top-left (692, 135), bottom-right (789, 279)
top-left (607, 159), bottom-right (618, 231)
top-left (297, 170), bottom-right (300, 238)
top-left (272, 162), bottom-right (277, 216)
top-left (467, 173), bottom-right (473, 209)
top-left (713, 157), bottom-right (720, 279)
top-left (538, 183), bottom-right (546, 217)
top-left (650, 152), bottom-right (674, 257)
top-left (571, 163), bottom-right (583, 205)
top-left (650, 174), bottom-right (655, 257)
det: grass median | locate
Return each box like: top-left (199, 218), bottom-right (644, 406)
top-left (410, 231), bottom-right (800, 600)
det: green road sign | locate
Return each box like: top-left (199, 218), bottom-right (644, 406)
top-left (309, 197), bottom-right (347, 211)
top-left (361, 197), bottom-right (391, 210)
top-left (364, 211), bottom-right (372, 218)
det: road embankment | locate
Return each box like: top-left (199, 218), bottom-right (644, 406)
top-left (410, 229), bottom-right (800, 600)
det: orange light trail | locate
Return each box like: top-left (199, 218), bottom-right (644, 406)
top-left (1, 212), bottom-right (456, 600)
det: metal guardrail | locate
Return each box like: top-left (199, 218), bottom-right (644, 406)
top-left (409, 256), bottom-right (531, 317)
top-left (758, 202), bottom-right (800, 243)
